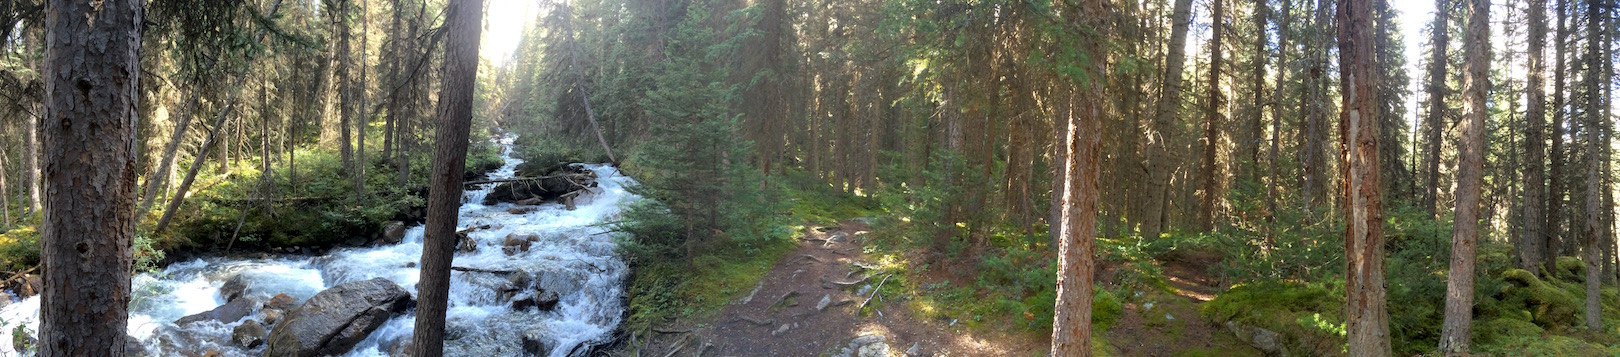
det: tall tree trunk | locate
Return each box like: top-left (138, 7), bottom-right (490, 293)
top-left (153, 92), bottom-right (243, 232)
top-left (1439, 0), bottom-right (1490, 352)
top-left (0, 140), bottom-right (8, 228)
top-left (1267, 0), bottom-right (1294, 242)
top-left (1304, 0), bottom-right (1331, 212)
top-left (1246, 0), bottom-right (1269, 182)
top-left (1583, 0), bottom-right (1603, 331)
top-left (336, 0), bottom-right (355, 200)
top-left (1140, 0), bottom-right (1194, 239)
top-left (136, 84), bottom-right (204, 218)
top-left (1422, 0), bottom-right (1450, 217)
top-left (356, 0), bottom-right (369, 204)
top-left (23, 89), bottom-right (39, 214)
top-left (1522, 0), bottom-right (1548, 274)
top-left (1051, 0), bottom-right (1106, 352)
top-left (412, 0), bottom-right (481, 354)
top-left (1198, 0), bottom-right (1225, 232)
top-left (1548, 0), bottom-right (1568, 272)
top-left (38, 0), bottom-right (142, 354)
top-left (1336, 0), bottom-right (1393, 354)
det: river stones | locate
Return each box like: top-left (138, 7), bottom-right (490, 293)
top-left (521, 329), bottom-right (553, 356)
top-left (175, 297), bottom-right (257, 325)
top-left (232, 319), bottom-right (267, 349)
top-left (503, 233), bottom-right (536, 254)
top-left (265, 293), bottom-right (296, 310)
top-left (511, 290), bottom-right (559, 311)
top-left (220, 274), bottom-right (249, 302)
top-left (382, 221), bottom-right (407, 244)
top-left (264, 278), bottom-right (413, 357)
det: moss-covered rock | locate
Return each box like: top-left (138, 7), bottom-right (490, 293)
top-left (1554, 256), bottom-right (1585, 280)
top-left (1498, 269), bottom-right (1581, 329)
top-left (1473, 317), bottom-right (1544, 347)
top-left (1200, 282), bottom-right (1344, 356)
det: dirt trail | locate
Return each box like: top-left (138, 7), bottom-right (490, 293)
top-left (615, 221), bottom-right (1040, 356)
top-left (601, 222), bottom-right (1259, 356)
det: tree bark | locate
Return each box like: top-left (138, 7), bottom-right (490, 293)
top-left (1266, 0), bottom-right (1293, 242)
top-left (1246, 0), bottom-right (1269, 182)
top-left (38, 0), bottom-right (143, 354)
top-left (1439, 0), bottom-right (1490, 352)
top-left (1522, 0), bottom-right (1549, 274)
top-left (1583, 0), bottom-right (1603, 332)
top-left (1050, 1), bottom-right (1105, 353)
top-left (412, 0), bottom-right (481, 354)
top-left (1197, 0), bottom-right (1225, 232)
top-left (1140, 0), bottom-right (1194, 239)
top-left (1548, 0), bottom-right (1568, 273)
top-left (1336, 0), bottom-right (1393, 354)
top-left (1422, 0), bottom-right (1450, 217)
top-left (562, 0), bottom-right (617, 164)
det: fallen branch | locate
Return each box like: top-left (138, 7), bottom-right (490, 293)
top-left (824, 274), bottom-right (872, 287)
top-left (462, 173), bottom-right (595, 186)
top-left (449, 266), bottom-right (516, 274)
top-left (737, 315), bottom-right (775, 326)
top-left (855, 274), bottom-right (893, 316)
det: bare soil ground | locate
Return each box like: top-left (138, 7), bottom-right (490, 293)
top-left (595, 223), bottom-right (1259, 357)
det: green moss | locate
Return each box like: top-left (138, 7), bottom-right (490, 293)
top-left (1473, 317), bottom-right (1545, 347)
top-left (1200, 281), bottom-right (1345, 356)
top-left (0, 227), bottom-right (39, 271)
top-left (1555, 256), bottom-right (1585, 280)
top-left (1093, 288), bottom-right (1123, 331)
top-left (1498, 269), bottom-right (1582, 329)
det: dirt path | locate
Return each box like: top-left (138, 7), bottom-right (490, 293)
top-left (614, 221), bottom-right (1041, 356)
top-left (600, 222), bottom-right (1260, 356)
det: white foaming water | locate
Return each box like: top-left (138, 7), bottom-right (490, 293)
top-left (0, 136), bottom-right (635, 357)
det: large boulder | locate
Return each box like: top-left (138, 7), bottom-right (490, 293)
top-left (382, 221), bottom-right (408, 245)
top-left (175, 297), bottom-right (257, 325)
top-left (232, 319), bottom-right (267, 349)
top-left (219, 274), bottom-right (249, 302)
top-left (264, 278), bottom-right (413, 357)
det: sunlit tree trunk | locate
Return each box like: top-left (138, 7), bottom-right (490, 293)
top-left (412, 0), bottom-right (482, 354)
top-left (1140, 0), bottom-right (1194, 239)
top-left (1439, 0), bottom-right (1490, 352)
top-left (1051, 0), bottom-right (1106, 351)
top-left (1336, 0), bottom-right (1392, 354)
top-left (1582, 0), bottom-right (1603, 331)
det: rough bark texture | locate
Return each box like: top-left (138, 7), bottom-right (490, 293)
top-left (1140, 0), bottom-right (1194, 239)
top-left (1547, 0), bottom-right (1567, 274)
top-left (1336, 0), bottom-right (1393, 354)
top-left (1422, 0), bottom-right (1449, 217)
top-left (1583, 0), bottom-right (1602, 331)
top-left (1050, 1), bottom-right (1105, 353)
top-left (1197, 0), bottom-right (1225, 232)
top-left (1266, 0), bottom-right (1293, 240)
top-left (38, 0), bottom-right (143, 355)
top-left (411, 0), bottom-right (482, 355)
top-left (1521, 0), bottom-right (1548, 274)
top-left (1439, 0), bottom-right (1490, 352)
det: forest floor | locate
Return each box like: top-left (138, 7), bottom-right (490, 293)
top-left (599, 220), bottom-right (1264, 356)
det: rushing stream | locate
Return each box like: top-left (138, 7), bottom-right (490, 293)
top-left (0, 136), bottom-right (634, 357)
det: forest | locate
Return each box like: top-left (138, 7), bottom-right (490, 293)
top-left (3, 0), bottom-right (1620, 355)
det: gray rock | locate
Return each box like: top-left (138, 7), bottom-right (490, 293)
top-left (125, 334), bottom-right (147, 357)
top-left (220, 274), bottom-right (249, 302)
top-left (175, 297), bottom-right (257, 325)
top-left (522, 330), bottom-right (552, 356)
top-left (1224, 321), bottom-right (1287, 357)
top-left (264, 278), bottom-right (413, 357)
top-left (511, 290), bottom-right (560, 311)
top-left (382, 221), bottom-right (408, 245)
top-left (233, 319), bottom-right (267, 349)
top-left (771, 324), bottom-right (791, 336)
top-left (906, 342), bottom-right (920, 356)
top-left (816, 294), bottom-right (832, 311)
